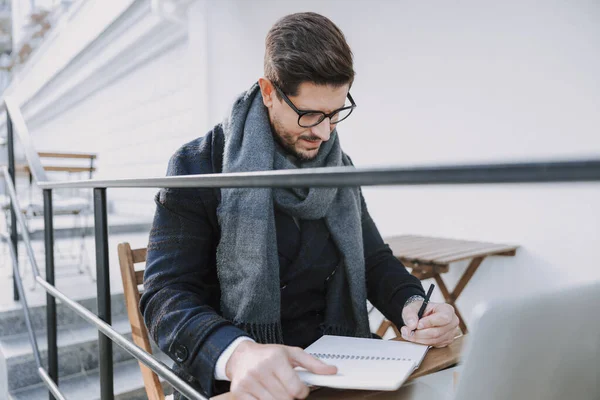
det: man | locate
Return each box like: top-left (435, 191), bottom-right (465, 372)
top-left (141, 12), bottom-right (459, 400)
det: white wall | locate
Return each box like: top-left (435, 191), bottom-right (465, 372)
top-left (194, 0), bottom-right (600, 327)
top-left (1, 0), bottom-right (194, 217)
top-left (4, 0), bottom-right (599, 329)
top-left (31, 40), bottom-right (195, 216)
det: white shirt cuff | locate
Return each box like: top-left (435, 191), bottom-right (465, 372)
top-left (214, 336), bottom-right (255, 381)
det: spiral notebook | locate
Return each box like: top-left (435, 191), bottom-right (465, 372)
top-left (296, 335), bottom-right (430, 391)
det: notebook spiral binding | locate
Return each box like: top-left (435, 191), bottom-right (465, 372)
top-left (309, 353), bottom-right (412, 362)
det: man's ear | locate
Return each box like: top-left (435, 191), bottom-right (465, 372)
top-left (258, 77), bottom-right (275, 108)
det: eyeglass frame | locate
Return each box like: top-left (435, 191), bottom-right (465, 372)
top-left (273, 84), bottom-right (357, 128)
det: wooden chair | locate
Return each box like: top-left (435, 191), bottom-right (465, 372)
top-left (19, 151), bottom-right (97, 178)
top-left (118, 242), bottom-right (166, 400)
top-left (367, 302), bottom-right (402, 340)
top-left (375, 318), bottom-right (402, 339)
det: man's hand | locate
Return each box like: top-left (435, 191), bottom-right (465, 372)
top-left (400, 300), bottom-right (460, 348)
top-left (225, 341), bottom-right (337, 400)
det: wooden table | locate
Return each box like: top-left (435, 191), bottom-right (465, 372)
top-left (386, 235), bottom-right (518, 333)
top-left (212, 335), bottom-right (466, 400)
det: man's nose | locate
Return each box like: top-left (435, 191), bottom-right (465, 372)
top-left (310, 118), bottom-right (331, 141)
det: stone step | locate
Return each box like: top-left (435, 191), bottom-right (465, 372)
top-left (0, 314), bottom-right (146, 393)
top-left (0, 293), bottom-right (128, 338)
top-left (0, 212), bottom-right (152, 241)
top-left (8, 357), bottom-right (173, 400)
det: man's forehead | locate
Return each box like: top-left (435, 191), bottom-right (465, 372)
top-left (291, 82), bottom-right (349, 112)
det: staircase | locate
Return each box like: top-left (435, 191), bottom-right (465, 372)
top-left (0, 213), bottom-right (167, 399)
top-left (0, 292), bottom-right (172, 400)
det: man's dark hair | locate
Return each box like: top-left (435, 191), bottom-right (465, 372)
top-left (264, 12), bottom-right (355, 97)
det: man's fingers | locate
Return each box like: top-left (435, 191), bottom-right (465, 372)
top-left (419, 314), bottom-right (459, 338)
top-left (412, 326), bottom-right (446, 341)
top-left (416, 305), bottom-right (454, 329)
top-left (261, 371), bottom-right (295, 400)
top-left (404, 327), bottom-right (455, 346)
top-left (421, 330), bottom-right (456, 347)
top-left (403, 314), bottom-right (460, 345)
top-left (230, 376), bottom-right (272, 400)
top-left (288, 347), bottom-right (337, 375)
top-left (401, 302), bottom-right (422, 331)
top-left (231, 394), bottom-right (258, 400)
top-left (274, 361), bottom-right (311, 399)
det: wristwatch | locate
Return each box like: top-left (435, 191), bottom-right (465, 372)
top-left (403, 294), bottom-right (425, 308)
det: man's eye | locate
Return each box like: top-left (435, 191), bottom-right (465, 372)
top-left (299, 113), bottom-right (324, 126)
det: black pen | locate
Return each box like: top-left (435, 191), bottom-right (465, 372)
top-left (412, 283), bottom-right (435, 334)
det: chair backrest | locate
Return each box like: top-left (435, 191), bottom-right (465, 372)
top-left (36, 152), bottom-right (97, 178)
top-left (17, 151), bottom-right (97, 209)
top-left (117, 242), bottom-right (165, 400)
top-left (375, 318), bottom-right (402, 339)
top-left (368, 303), bottom-right (401, 339)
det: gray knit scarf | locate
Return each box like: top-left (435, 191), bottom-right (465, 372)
top-left (216, 83), bottom-right (371, 343)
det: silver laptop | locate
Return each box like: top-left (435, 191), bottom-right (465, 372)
top-left (454, 280), bottom-right (600, 400)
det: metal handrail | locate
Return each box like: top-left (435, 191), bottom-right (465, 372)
top-left (35, 159), bottom-right (600, 189)
top-left (3, 232), bottom-right (66, 400)
top-left (1, 167), bottom-right (208, 400)
top-left (2, 167), bottom-right (40, 278)
top-left (3, 91), bottom-right (600, 191)
top-left (4, 96), bottom-right (48, 183)
top-left (35, 267), bottom-right (207, 400)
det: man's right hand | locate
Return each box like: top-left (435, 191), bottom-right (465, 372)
top-left (225, 341), bottom-right (337, 400)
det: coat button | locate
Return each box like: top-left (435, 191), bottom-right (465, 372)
top-left (173, 344), bottom-right (188, 363)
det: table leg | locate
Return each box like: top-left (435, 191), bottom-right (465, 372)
top-left (432, 256), bottom-right (486, 334)
top-left (433, 274), bottom-right (467, 333)
top-left (452, 256), bottom-right (485, 302)
top-left (452, 304), bottom-right (468, 334)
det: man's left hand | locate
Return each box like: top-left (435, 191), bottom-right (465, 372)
top-left (400, 301), bottom-right (460, 348)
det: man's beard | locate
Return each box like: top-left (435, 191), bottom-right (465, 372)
top-left (270, 116), bottom-right (319, 162)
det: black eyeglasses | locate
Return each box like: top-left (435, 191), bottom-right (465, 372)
top-left (273, 84), bottom-right (356, 128)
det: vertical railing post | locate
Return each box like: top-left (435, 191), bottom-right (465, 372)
top-left (43, 189), bottom-right (58, 399)
top-left (7, 108), bottom-right (19, 301)
top-left (93, 188), bottom-right (113, 400)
